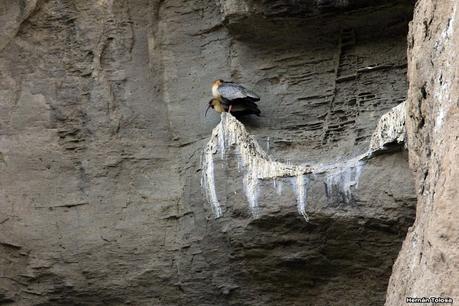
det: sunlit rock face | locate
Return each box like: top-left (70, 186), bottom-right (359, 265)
top-left (386, 0), bottom-right (459, 304)
top-left (0, 0), bottom-right (415, 305)
top-left (369, 102), bottom-right (406, 152)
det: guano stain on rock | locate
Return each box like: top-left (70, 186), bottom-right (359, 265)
top-left (202, 102), bottom-right (406, 220)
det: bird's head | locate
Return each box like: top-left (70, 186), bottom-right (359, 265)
top-left (205, 98), bottom-right (218, 117)
top-left (212, 79), bottom-right (224, 87)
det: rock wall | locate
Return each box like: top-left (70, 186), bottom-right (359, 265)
top-left (0, 0), bottom-right (415, 305)
top-left (386, 0), bottom-right (459, 304)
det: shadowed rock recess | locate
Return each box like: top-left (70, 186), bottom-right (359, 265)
top-left (0, 0), bottom-right (415, 305)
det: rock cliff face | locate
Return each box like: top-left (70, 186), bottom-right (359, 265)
top-left (0, 0), bottom-right (417, 305)
top-left (386, 0), bottom-right (459, 304)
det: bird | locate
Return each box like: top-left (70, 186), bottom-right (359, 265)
top-left (206, 79), bottom-right (261, 116)
top-left (206, 98), bottom-right (261, 117)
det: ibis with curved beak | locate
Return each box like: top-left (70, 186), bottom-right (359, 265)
top-left (205, 79), bottom-right (261, 116)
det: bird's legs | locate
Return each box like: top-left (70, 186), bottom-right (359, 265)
top-left (228, 105), bottom-right (233, 113)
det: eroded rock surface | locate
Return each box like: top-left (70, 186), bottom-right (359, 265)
top-left (369, 102), bottom-right (406, 152)
top-left (0, 0), bottom-right (415, 305)
top-left (386, 0), bottom-right (459, 304)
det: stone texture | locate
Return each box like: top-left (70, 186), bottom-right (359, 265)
top-left (369, 102), bottom-right (406, 152)
top-left (0, 0), bottom-right (416, 305)
top-left (386, 0), bottom-right (459, 304)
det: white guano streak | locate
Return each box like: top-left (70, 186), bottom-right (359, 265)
top-left (202, 143), bottom-right (223, 217)
top-left (292, 175), bottom-right (309, 221)
top-left (321, 156), bottom-right (365, 202)
top-left (202, 101), bottom-right (406, 219)
top-left (434, 2), bottom-right (457, 133)
top-left (201, 113), bottom-right (311, 218)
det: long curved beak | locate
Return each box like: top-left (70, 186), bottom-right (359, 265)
top-left (205, 105), bottom-right (211, 117)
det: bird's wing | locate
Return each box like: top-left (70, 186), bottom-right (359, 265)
top-left (218, 82), bottom-right (260, 101)
top-left (230, 99), bottom-right (261, 115)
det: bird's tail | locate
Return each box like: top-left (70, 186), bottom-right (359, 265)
top-left (245, 101), bottom-right (261, 116)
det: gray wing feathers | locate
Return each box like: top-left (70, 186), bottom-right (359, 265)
top-left (218, 83), bottom-right (260, 101)
top-left (244, 88), bottom-right (260, 100)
